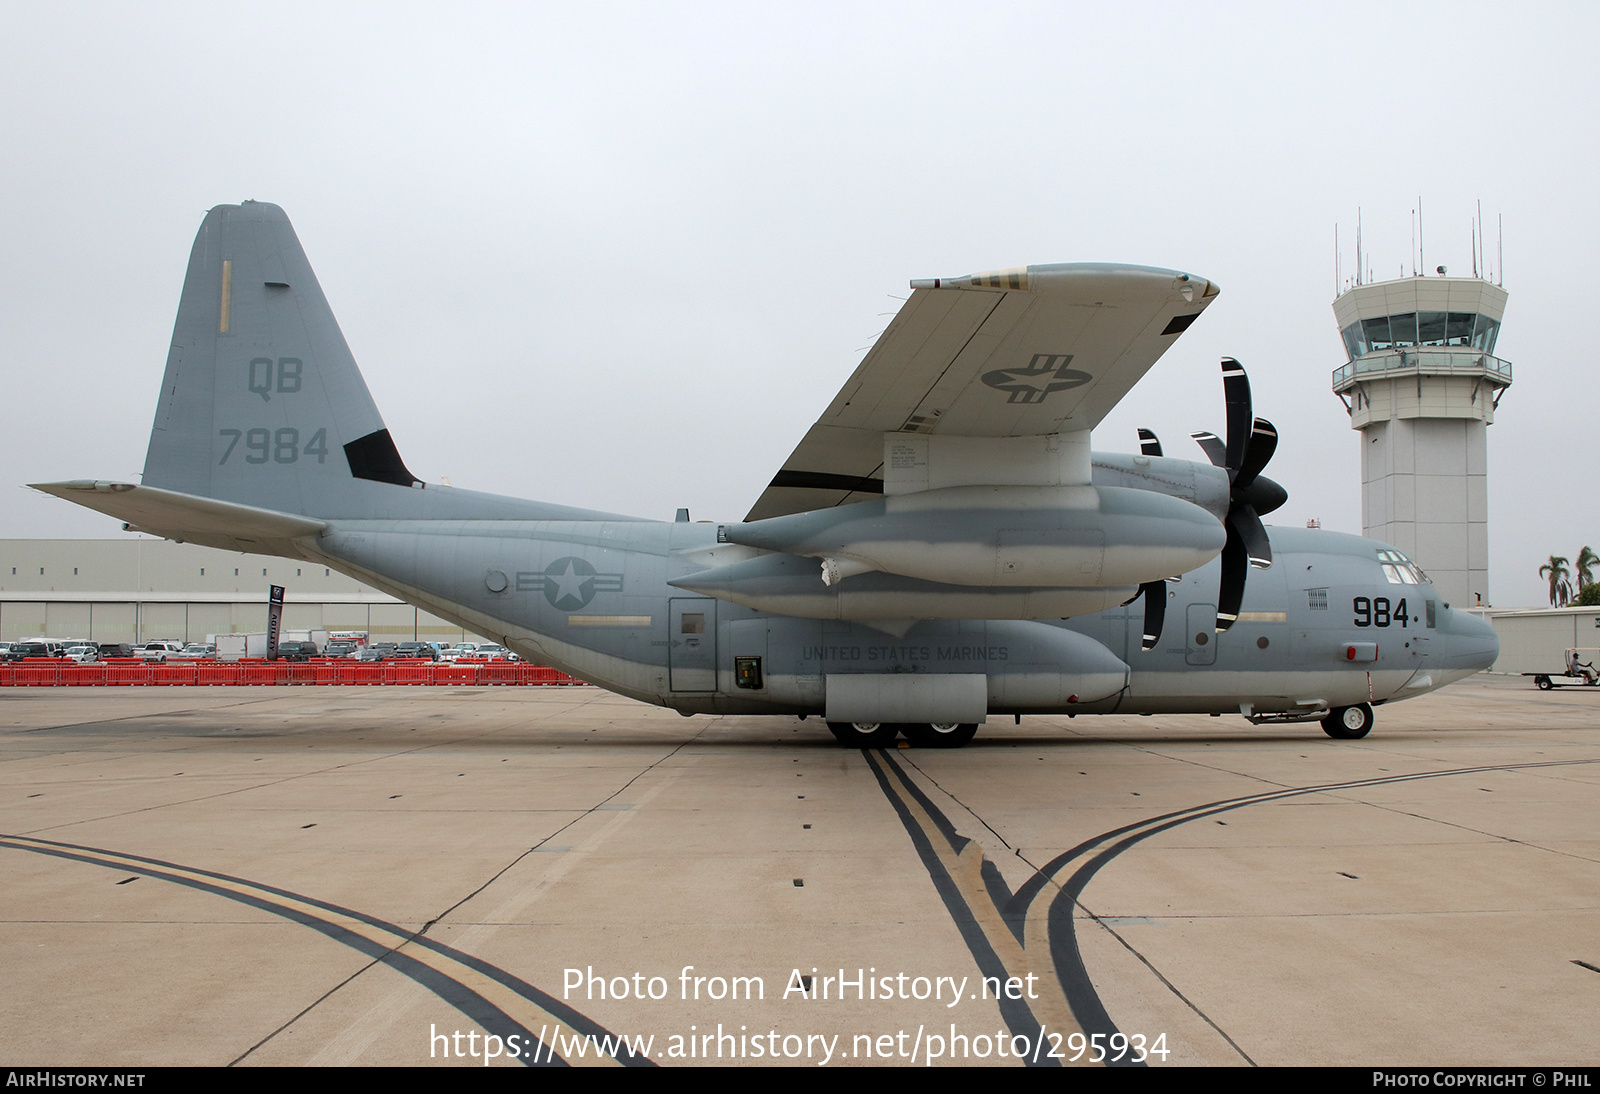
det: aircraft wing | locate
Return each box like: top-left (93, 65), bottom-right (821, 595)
top-left (745, 263), bottom-right (1217, 521)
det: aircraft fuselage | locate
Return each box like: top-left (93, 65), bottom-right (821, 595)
top-left (307, 509), bottom-right (1496, 723)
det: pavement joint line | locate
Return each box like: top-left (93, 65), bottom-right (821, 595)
top-left (1076, 902), bottom-right (1257, 1067)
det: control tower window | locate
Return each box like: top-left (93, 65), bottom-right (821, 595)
top-left (1472, 316), bottom-right (1499, 354)
top-left (1362, 315), bottom-right (1392, 350)
top-left (1342, 322), bottom-right (1368, 359)
top-left (1353, 313), bottom-right (1499, 356)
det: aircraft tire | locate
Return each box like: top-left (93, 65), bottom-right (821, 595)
top-left (1535, 675), bottom-right (1553, 690)
top-left (826, 721), bottom-right (898, 748)
top-left (901, 723), bottom-right (979, 748)
top-left (1321, 703), bottom-right (1374, 740)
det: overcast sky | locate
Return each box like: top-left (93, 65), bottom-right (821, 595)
top-left (3, 2), bottom-right (1595, 607)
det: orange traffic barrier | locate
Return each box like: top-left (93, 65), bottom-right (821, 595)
top-left (480, 662), bottom-right (521, 685)
top-left (240, 661), bottom-right (284, 685)
top-left (105, 662), bottom-right (152, 685)
top-left (150, 664), bottom-right (198, 685)
top-left (339, 662), bottom-right (384, 685)
top-left (0, 657), bottom-right (585, 687)
top-left (15, 660), bottom-right (63, 686)
top-left (384, 661), bottom-right (431, 685)
top-left (196, 663), bottom-right (239, 685)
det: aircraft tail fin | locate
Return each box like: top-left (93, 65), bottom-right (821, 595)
top-left (143, 201), bottom-right (421, 517)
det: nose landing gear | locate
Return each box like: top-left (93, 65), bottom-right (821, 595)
top-left (1321, 703), bottom-right (1374, 739)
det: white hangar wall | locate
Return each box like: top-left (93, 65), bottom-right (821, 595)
top-left (0, 540), bottom-right (480, 645)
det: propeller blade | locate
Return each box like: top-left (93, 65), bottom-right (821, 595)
top-left (1234, 504), bottom-right (1274, 569)
top-left (1234, 417), bottom-right (1278, 491)
top-left (1137, 428), bottom-right (1163, 457)
top-left (1140, 580), bottom-right (1166, 651)
top-left (1221, 357), bottom-right (1252, 478)
top-left (1189, 430), bottom-right (1226, 468)
top-left (1216, 521), bottom-right (1247, 632)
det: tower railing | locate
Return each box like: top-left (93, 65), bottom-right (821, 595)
top-left (1332, 348), bottom-right (1513, 390)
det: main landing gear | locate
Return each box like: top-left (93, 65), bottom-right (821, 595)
top-left (1321, 703), bottom-right (1374, 739)
top-left (825, 722), bottom-right (980, 749)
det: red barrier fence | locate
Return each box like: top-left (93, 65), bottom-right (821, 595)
top-left (0, 658), bottom-right (586, 687)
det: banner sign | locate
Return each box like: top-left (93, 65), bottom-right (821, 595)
top-left (267, 585), bottom-right (285, 660)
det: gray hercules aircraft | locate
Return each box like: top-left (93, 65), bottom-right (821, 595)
top-left (34, 202), bottom-right (1499, 747)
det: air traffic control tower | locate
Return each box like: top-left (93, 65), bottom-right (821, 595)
top-left (1332, 275), bottom-right (1512, 607)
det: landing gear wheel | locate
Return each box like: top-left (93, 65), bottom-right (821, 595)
top-left (1321, 703), bottom-right (1374, 739)
top-left (1535, 675), bottom-right (1553, 690)
top-left (901, 722), bottom-right (979, 749)
top-left (826, 721), bottom-right (898, 748)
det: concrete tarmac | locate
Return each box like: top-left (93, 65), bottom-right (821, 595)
top-left (1, 674), bottom-right (1596, 1068)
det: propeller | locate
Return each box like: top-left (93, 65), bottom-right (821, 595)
top-left (1189, 358), bottom-right (1288, 632)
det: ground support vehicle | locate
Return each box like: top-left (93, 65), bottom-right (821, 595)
top-left (1524, 648), bottom-right (1600, 689)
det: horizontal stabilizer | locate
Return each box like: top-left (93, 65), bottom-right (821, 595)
top-left (30, 481), bottom-right (326, 555)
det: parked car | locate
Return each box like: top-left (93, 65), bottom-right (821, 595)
top-left (172, 643), bottom-right (217, 660)
top-left (358, 643), bottom-right (398, 662)
top-left (323, 640), bottom-right (362, 659)
top-left (276, 640), bottom-right (320, 662)
top-left (138, 641), bottom-right (187, 663)
top-left (61, 645), bottom-right (100, 663)
top-left (4, 642), bottom-right (57, 661)
top-left (395, 642), bottom-right (438, 660)
top-left (97, 643), bottom-right (137, 659)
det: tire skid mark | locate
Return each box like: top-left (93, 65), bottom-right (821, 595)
top-left (865, 750), bottom-right (1086, 1067)
top-left (1012, 756), bottom-right (1600, 1062)
top-left (0, 833), bottom-right (652, 1067)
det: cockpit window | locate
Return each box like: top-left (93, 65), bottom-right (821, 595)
top-left (1376, 549), bottom-right (1428, 585)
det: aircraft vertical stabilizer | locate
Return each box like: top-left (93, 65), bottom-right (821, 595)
top-left (143, 201), bottom-right (418, 517)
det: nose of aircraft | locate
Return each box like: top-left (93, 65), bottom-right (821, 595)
top-left (1440, 609), bottom-right (1500, 674)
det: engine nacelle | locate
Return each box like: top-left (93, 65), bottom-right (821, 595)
top-left (718, 484), bottom-right (1223, 589)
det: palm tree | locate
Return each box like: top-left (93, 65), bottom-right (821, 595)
top-left (1576, 546), bottom-right (1598, 595)
top-left (1541, 555), bottom-right (1571, 607)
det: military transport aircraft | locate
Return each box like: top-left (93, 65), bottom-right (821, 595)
top-left (33, 202), bottom-right (1499, 748)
